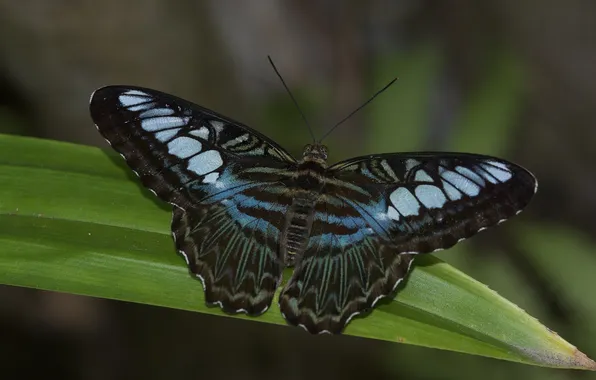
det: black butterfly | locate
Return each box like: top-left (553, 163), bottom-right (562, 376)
top-left (89, 85), bottom-right (536, 334)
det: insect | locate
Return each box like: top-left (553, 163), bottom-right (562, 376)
top-left (89, 66), bottom-right (536, 334)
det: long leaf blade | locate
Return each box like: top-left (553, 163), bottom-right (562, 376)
top-left (0, 134), bottom-right (593, 370)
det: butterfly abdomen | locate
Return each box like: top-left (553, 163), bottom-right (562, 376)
top-left (282, 194), bottom-right (317, 267)
top-left (281, 156), bottom-right (327, 267)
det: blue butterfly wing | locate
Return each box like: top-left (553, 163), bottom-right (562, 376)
top-left (279, 152), bottom-right (536, 333)
top-left (90, 86), bottom-right (295, 209)
top-left (172, 200), bottom-right (289, 315)
top-left (90, 86), bottom-right (296, 315)
top-left (328, 152), bottom-right (537, 253)
top-left (280, 197), bottom-right (416, 334)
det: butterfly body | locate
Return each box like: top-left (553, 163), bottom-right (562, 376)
top-left (90, 85), bottom-right (537, 334)
top-left (281, 144), bottom-right (328, 267)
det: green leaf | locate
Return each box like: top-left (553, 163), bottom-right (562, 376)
top-left (0, 134), bottom-right (593, 370)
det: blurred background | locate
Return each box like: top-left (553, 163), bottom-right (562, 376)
top-left (1, 1), bottom-right (595, 379)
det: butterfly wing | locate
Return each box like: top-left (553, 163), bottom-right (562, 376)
top-left (90, 85), bottom-right (296, 210)
top-left (280, 152), bottom-right (536, 333)
top-left (279, 198), bottom-right (416, 333)
top-left (328, 152), bottom-right (537, 254)
top-left (90, 86), bottom-right (297, 314)
top-left (172, 198), bottom-right (289, 315)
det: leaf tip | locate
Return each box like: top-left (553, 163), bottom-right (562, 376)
top-left (572, 349), bottom-right (596, 371)
top-left (517, 346), bottom-right (596, 370)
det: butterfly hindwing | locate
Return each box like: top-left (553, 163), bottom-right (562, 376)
top-left (172, 201), bottom-right (288, 315)
top-left (329, 152), bottom-right (537, 254)
top-left (279, 193), bottom-right (416, 333)
top-left (90, 86), bottom-right (296, 210)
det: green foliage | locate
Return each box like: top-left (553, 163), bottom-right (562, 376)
top-left (0, 134), bottom-right (593, 370)
top-left (368, 42), bottom-right (443, 153)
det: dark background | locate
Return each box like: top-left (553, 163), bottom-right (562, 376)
top-left (1, 1), bottom-right (595, 379)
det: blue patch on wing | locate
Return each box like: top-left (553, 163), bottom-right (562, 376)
top-left (186, 168), bottom-right (289, 234)
top-left (310, 195), bottom-right (395, 249)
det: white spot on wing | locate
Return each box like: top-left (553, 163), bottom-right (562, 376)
top-left (414, 169), bottom-right (433, 182)
top-left (177, 249), bottom-right (190, 265)
top-left (405, 159), bottom-right (419, 172)
top-left (189, 127), bottom-right (210, 140)
top-left (222, 133), bottom-right (250, 148)
top-left (142, 116), bottom-right (187, 131)
top-left (456, 166), bottom-right (485, 186)
top-left (415, 184), bottom-right (447, 209)
top-left (210, 120), bottom-right (225, 133)
top-left (381, 160), bottom-right (399, 181)
top-left (441, 170), bottom-right (480, 196)
top-left (387, 206), bottom-right (400, 221)
top-left (203, 172), bottom-right (219, 183)
top-left (477, 169), bottom-right (499, 184)
top-left (155, 128), bottom-right (180, 142)
top-left (128, 103), bottom-right (154, 112)
top-left (488, 160), bottom-right (509, 171)
top-left (119, 91), bottom-right (149, 107)
top-left (124, 90), bottom-right (148, 96)
top-left (390, 187), bottom-right (420, 217)
top-left (442, 180), bottom-right (462, 201)
top-left (167, 136), bottom-right (202, 158)
top-left (139, 107), bottom-right (175, 118)
top-left (188, 150), bottom-right (223, 175)
top-left (480, 161), bottom-right (512, 182)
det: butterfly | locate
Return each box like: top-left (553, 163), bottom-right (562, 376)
top-left (89, 84), bottom-right (537, 334)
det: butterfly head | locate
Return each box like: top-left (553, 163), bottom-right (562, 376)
top-left (302, 144), bottom-right (328, 164)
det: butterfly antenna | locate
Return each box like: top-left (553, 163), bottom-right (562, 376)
top-left (318, 77), bottom-right (397, 143)
top-left (268, 56), bottom-right (317, 142)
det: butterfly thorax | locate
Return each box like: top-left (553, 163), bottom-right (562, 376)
top-left (301, 143), bottom-right (328, 166)
top-left (280, 144), bottom-right (329, 267)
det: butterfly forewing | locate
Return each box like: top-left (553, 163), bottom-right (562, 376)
top-left (329, 152), bottom-right (537, 254)
top-left (89, 86), bottom-right (296, 210)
